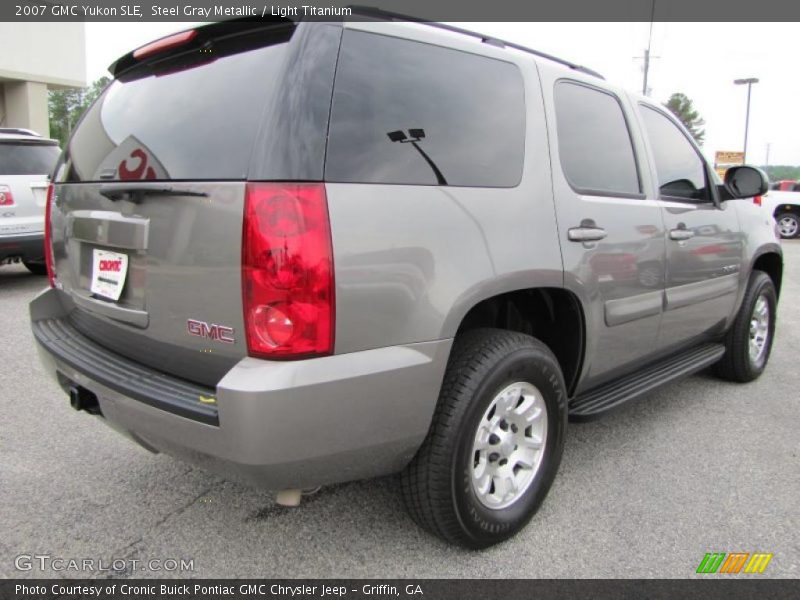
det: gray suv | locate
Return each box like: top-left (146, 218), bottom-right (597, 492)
top-left (30, 17), bottom-right (782, 548)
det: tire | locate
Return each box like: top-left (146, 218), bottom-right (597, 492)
top-left (713, 271), bottom-right (777, 383)
top-left (400, 328), bottom-right (567, 548)
top-left (23, 261), bottom-right (47, 276)
top-left (775, 212), bottom-right (799, 239)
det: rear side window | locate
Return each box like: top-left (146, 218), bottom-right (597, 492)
top-left (61, 27), bottom-right (292, 182)
top-left (554, 81), bottom-right (641, 196)
top-left (0, 142), bottom-right (59, 175)
top-left (639, 105), bottom-right (710, 202)
top-left (326, 31), bottom-right (525, 187)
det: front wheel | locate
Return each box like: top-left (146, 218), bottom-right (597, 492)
top-left (400, 328), bottom-right (567, 548)
top-left (775, 212), bottom-right (799, 239)
top-left (713, 271), bottom-right (777, 383)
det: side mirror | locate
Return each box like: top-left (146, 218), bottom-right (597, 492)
top-left (723, 166), bottom-right (769, 199)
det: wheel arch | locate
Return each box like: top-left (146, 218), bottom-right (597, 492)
top-left (751, 249), bottom-right (783, 299)
top-left (772, 204), bottom-right (800, 218)
top-left (451, 287), bottom-right (585, 395)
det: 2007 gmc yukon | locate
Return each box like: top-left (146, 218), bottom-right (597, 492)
top-left (30, 17), bottom-right (782, 548)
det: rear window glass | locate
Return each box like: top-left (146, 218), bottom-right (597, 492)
top-left (0, 143), bottom-right (60, 175)
top-left (61, 28), bottom-right (291, 182)
top-left (326, 31), bottom-right (525, 187)
top-left (554, 81), bottom-right (641, 196)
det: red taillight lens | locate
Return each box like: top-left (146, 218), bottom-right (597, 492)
top-left (0, 185), bottom-right (13, 206)
top-left (133, 29), bottom-right (197, 60)
top-left (242, 183), bottom-right (334, 359)
top-left (753, 195), bottom-right (762, 206)
top-left (44, 183), bottom-right (56, 287)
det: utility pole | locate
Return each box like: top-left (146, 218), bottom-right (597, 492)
top-left (765, 143), bottom-right (771, 167)
top-left (637, 0), bottom-right (658, 96)
top-left (733, 77), bottom-right (759, 163)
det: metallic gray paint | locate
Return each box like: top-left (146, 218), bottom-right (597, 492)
top-left (51, 182), bottom-right (247, 387)
top-left (30, 19), bottom-right (784, 491)
top-left (604, 290), bottom-right (663, 326)
top-left (664, 273), bottom-right (740, 311)
top-left (539, 69), bottom-right (667, 389)
top-left (68, 210), bottom-right (150, 251)
top-left (32, 286), bottom-right (452, 489)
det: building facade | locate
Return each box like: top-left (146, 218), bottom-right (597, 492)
top-left (0, 23), bottom-right (86, 137)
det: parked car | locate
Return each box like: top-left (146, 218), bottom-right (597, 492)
top-left (769, 179), bottom-right (800, 192)
top-left (30, 17), bottom-right (782, 548)
top-left (759, 190), bottom-right (800, 238)
top-left (0, 129), bottom-right (60, 274)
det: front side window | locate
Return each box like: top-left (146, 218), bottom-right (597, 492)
top-left (553, 81), bottom-right (641, 196)
top-left (326, 31), bottom-right (525, 187)
top-left (640, 105), bottom-right (710, 202)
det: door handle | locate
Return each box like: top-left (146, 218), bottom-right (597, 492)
top-left (568, 226), bottom-right (607, 242)
top-left (669, 228), bottom-right (695, 241)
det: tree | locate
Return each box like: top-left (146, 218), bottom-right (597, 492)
top-left (761, 165), bottom-right (800, 182)
top-left (48, 76), bottom-right (110, 146)
top-left (665, 92), bottom-right (705, 145)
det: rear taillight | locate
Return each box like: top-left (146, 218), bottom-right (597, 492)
top-left (753, 195), bottom-right (762, 206)
top-left (242, 183), bottom-right (334, 359)
top-left (44, 183), bottom-right (56, 287)
top-left (0, 185), bottom-right (13, 206)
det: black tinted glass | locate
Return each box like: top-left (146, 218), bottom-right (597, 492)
top-left (326, 31), bottom-right (525, 187)
top-left (640, 105), bottom-right (709, 201)
top-left (0, 143), bottom-right (59, 175)
top-left (62, 30), bottom-right (290, 182)
top-left (554, 82), bottom-right (640, 196)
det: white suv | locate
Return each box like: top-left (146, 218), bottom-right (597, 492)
top-left (0, 129), bottom-right (60, 274)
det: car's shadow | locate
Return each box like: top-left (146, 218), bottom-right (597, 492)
top-left (102, 367), bottom-right (741, 566)
top-left (0, 264), bottom-right (47, 293)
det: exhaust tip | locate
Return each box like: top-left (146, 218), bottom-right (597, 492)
top-left (275, 489), bottom-right (303, 507)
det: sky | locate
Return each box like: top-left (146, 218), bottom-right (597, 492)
top-left (85, 21), bottom-right (800, 166)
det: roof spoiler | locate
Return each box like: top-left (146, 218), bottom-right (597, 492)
top-left (108, 18), bottom-right (294, 78)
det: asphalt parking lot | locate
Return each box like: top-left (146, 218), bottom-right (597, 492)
top-left (1, 242), bottom-right (798, 580)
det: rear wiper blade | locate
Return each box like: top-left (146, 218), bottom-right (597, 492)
top-left (99, 185), bottom-right (208, 201)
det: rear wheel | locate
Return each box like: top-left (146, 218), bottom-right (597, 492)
top-left (23, 261), bottom-right (47, 276)
top-left (400, 328), bottom-right (567, 548)
top-left (714, 271), bottom-right (776, 382)
top-left (775, 212), bottom-right (799, 239)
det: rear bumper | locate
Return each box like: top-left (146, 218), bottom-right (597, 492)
top-left (30, 288), bottom-right (451, 490)
top-left (0, 232), bottom-right (44, 262)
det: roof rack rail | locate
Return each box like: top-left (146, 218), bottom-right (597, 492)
top-left (347, 5), bottom-right (605, 80)
top-left (0, 128), bottom-right (41, 137)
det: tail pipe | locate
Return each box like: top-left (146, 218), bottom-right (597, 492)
top-left (69, 386), bottom-right (101, 415)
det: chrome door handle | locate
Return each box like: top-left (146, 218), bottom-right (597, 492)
top-left (669, 228), bottom-right (695, 241)
top-left (568, 227), bottom-right (607, 242)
